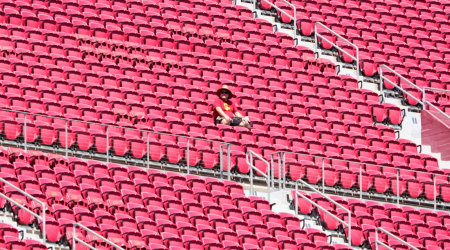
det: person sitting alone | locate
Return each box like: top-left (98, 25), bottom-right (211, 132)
top-left (214, 85), bottom-right (250, 128)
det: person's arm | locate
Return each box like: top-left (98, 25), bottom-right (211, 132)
top-left (234, 111), bottom-right (244, 118)
top-left (216, 107), bottom-right (232, 122)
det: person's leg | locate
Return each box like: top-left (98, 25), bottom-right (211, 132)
top-left (221, 118), bottom-right (231, 125)
top-left (238, 120), bottom-right (249, 128)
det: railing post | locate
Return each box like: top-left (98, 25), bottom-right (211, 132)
top-left (348, 210), bottom-right (352, 247)
top-left (220, 145), bottom-right (223, 180)
top-left (278, 152), bottom-right (282, 190)
top-left (294, 182), bottom-right (298, 216)
top-left (227, 144), bottom-right (231, 180)
top-left (73, 226), bottom-right (76, 250)
top-left (43, 206), bottom-right (46, 245)
top-left (267, 167), bottom-right (271, 203)
top-left (397, 168), bottom-right (400, 205)
top-left (356, 47), bottom-right (360, 83)
top-left (434, 175), bottom-right (437, 211)
top-left (106, 126), bottom-right (109, 163)
top-left (146, 133), bottom-right (150, 168)
top-left (379, 66), bottom-right (384, 93)
top-left (322, 158), bottom-right (325, 192)
top-left (283, 152), bottom-right (286, 190)
top-left (270, 153), bottom-right (280, 189)
top-left (359, 163), bottom-right (362, 199)
top-left (250, 155), bottom-right (253, 195)
top-left (23, 114), bottom-right (27, 152)
top-left (423, 87), bottom-right (427, 107)
top-left (272, 156), bottom-right (275, 190)
top-left (186, 138), bottom-right (190, 174)
top-left (65, 120), bottom-right (68, 157)
top-left (314, 24), bottom-right (318, 56)
top-left (375, 229), bottom-right (378, 250)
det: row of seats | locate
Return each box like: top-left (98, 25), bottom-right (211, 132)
top-left (293, 191), bottom-right (450, 249)
top-left (0, 229), bottom-right (48, 250)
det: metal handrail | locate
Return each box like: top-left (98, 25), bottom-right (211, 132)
top-left (0, 106), bottom-right (232, 179)
top-left (255, 0), bottom-right (297, 38)
top-left (294, 179), bottom-right (352, 247)
top-left (270, 150), bottom-right (446, 209)
top-left (314, 22), bottom-right (360, 82)
top-left (379, 65), bottom-right (424, 106)
top-left (220, 144), bottom-right (231, 180)
top-left (270, 150), bottom-right (450, 178)
top-left (73, 222), bottom-right (126, 250)
top-left (0, 177), bottom-right (46, 244)
top-left (246, 150), bottom-right (271, 202)
top-left (375, 227), bottom-right (419, 250)
top-left (422, 87), bottom-right (450, 121)
top-left (423, 87), bottom-right (450, 103)
top-left (0, 107), bottom-right (224, 144)
top-left (424, 101), bottom-right (450, 120)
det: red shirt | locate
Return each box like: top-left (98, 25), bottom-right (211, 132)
top-left (213, 98), bottom-right (237, 118)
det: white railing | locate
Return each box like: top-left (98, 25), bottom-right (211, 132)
top-left (0, 108), bottom-right (232, 181)
top-left (72, 222), bottom-right (126, 250)
top-left (294, 179), bottom-right (352, 247)
top-left (379, 65), bottom-right (424, 106)
top-left (422, 87), bottom-right (450, 121)
top-left (220, 144), bottom-right (232, 180)
top-left (272, 151), bottom-right (445, 211)
top-left (246, 150), bottom-right (272, 202)
top-left (375, 227), bottom-right (419, 250)
top-left (0, 177), bottom-right (46, 244)
top-left (314, 22), bottom-right (360, 82)
top-left (254, 0), bottom-right (297, 38)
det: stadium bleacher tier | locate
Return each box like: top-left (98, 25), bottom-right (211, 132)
top-left (0, 0), bottom-right (443, 206)
top-left (1, 147), bottom-right (449, 250)
top-left (0, 0), bottom-right (448, 248)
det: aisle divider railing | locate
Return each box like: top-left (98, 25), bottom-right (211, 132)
top-left (73, 222), bottom-right (126, 250)
top-left (379, 65), bottom-right (424, 106)
top-left (422, 87), bottom-right (450, 121)
top-left (254, 0), bottom-right (297, 39)
top-left (0, 177), bottom-right (46, 244)
top-left (375, 227), bottom-right (419, 250)
top-left (246, 150), bottom-right (272, 202)
top-left (314, 22), bottom-right (360, 82)
top-left (294, 179), bottom-right (352, 247)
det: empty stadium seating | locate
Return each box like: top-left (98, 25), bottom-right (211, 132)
top-left (0, 146), bottom-right (352, 250)
top-left (0, 0), bottom-right (411, 168)
top-left (0, 0), bottom-right (442, 203)
top-left (0, 0), bottom-right (448, 248)
top-left (261, 0), bottom-right (450, 111)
